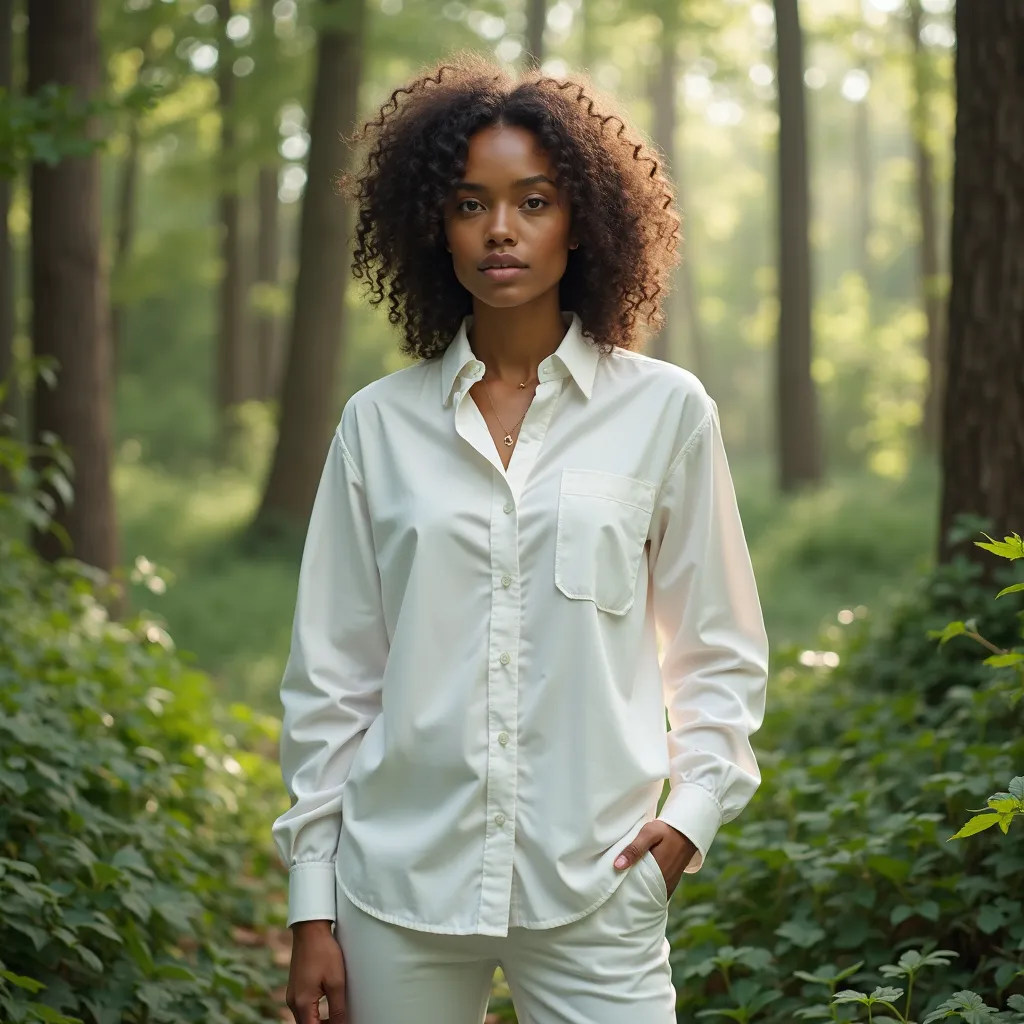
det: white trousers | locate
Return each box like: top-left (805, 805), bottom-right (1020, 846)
top-left (333, 850), bottom-right (677, 1023)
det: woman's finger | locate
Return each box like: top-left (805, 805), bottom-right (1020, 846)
top-left (324, 979), bottom-right (348, 1022)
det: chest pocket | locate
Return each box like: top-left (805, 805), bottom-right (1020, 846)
top-left (554, 468), bottom-right (657, 616)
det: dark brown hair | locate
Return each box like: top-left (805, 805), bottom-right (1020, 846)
top-left (339, 50), bottom-right (682, 360)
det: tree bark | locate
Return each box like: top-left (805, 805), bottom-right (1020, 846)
top-left (937, 3), bottom-right (1024, 568)
top-left (773, 0), bottom-right (822, 491)
top-left (251, 0), bottom-right (365, 534)
top-left (646, 2), bottom-right (679, 365)
top-left (0, 0), bottom-right (14, 463)
top-left (525, 0), bottom-right (545, 70)
top-left (255, 164), bottom-right (281, 400)
top-left (908, 0), bottom-right (945, 454)
top-left (27, 0), bottom-right (118, 572)
top-left (254, 0), bottom-right (281, 401)
top-left (110, 114), bottom-right (141, 370)
top-left (216, 0), bottom-right (246, 453)
top-left (674, 90), bottom-right (704, 379)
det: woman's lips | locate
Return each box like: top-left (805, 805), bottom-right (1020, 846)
top-left (482, 267), bottom-right (528, 282)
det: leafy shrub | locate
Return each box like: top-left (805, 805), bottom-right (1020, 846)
top-left (667, 534), bottom-right (1024, 1023)
top-left (0, 426), bottom-right (289, 1023)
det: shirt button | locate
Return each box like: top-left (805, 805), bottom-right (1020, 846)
top-left (498, 731), bottom-right (510, 746)
top-left (501, 574), bottom-right (512, 587)
top-left (499, 652), bottom-right (510, 665)
top-left (503, 501), bottom-right (514, 514)
top-left (494, 813), bottom-right (506, 826)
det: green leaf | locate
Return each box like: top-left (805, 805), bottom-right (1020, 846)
top-left (775, 921), bottom-right (825, 948)
top-left (90, 862), bottom-right (121, 888)
top-left (1009, 777), bottom-right (1024, 802)
top-left (948, 813), bottom-right (1000, 839)
top-left (995, 582), bottom-right (1024, 598)
top-left (25, 1003), bottom-right (83, 1024)
top-left (932, 620), bottom-right (966, 644)
top-left (153, 963), bottom-right (198, 982)
top-left (0, 969), bottom-right (46, 993)
top-left (974, 532), bottom-right (1024, 560)
top-left (977, 904), bottom-right (1005, 934)
top-left (793, 1007), bottom-right (835, 1020)
top-left (982, 652), bottom-right (1024, 668)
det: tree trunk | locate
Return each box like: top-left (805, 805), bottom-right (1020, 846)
top-left (216, 0), bottom-right (246, 453)
top-left (773, 0), bottom-right (822, 491)
top-left (251, 0), bottom-right (365, 534)
top-left (937, 3), bottom-right (1024, 568)
top-left (675, 93), bottom-right (704, 379)
top-left (0, 0), bottom-right (15, 467)
top-left (110, 114), bottom-right (141, 370)
top-left (27, 0), bottom-right (118, 572)
top-left (646, 3), bottom-right (679, 364)
top-left (255, 165), bottom-right (281, 399)
top-left (908, 0), bottom-right (945, 454)
top-left (525, 0), bottom-right (545, 70)
top-left (254, 0), bottom-right (281, 401)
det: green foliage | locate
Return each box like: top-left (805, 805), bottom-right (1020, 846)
top-left (666, 532), bottom-right (1024, 1024)
top-left (0, 436), bottom-right (289, 1023)
top-left (0, 83), bottom-right (157, 179)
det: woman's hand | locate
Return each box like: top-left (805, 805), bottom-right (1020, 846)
top-left (286, 920), bottom-right (348, 1024)
top-left (613, 821), bottom-right (698, 898)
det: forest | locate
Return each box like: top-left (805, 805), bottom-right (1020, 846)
top-left (0, 1), bottom-right (1022, 1022)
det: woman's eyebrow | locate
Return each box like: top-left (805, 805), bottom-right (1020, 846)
top-left (455, 174), bottom-right (556, 192)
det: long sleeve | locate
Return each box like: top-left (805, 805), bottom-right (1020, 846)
top-left (649, 395), bottom-right (769, 874)
top-left (271, 416), bottom-right (389, 926)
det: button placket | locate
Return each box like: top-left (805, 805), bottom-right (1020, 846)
top-left (477, 479), bottom-right (522, 934)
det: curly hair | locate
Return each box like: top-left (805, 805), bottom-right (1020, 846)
top-left (338, 50), bottom-right (682, 360)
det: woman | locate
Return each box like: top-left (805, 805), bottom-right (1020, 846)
top-left (273, 51), bottom-right (769, 1024)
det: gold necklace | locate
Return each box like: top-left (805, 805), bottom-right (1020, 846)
top-left (482, 377), bottom-right (536, 447)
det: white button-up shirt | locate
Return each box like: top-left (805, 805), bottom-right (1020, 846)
top-left (272, 310), bottom-right (769, 937)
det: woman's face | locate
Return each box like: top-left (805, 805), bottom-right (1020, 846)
top-left (443, 123), bottom-right (576, 310)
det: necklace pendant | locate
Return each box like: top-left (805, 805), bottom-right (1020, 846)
top-left (503, 434), bottom-right (514, 447)
top-left (518, 382), bottom-right (526, 389)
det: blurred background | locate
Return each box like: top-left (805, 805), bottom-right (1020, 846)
top-left (1, 2), bottom-right (1022, 1023)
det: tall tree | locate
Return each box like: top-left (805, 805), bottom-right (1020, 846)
top-left (110, 40), bottom-right (152, 370)
top-left (254, 0), bottom-right (281, 401)
top-left (251, 0), bottom-right (366, 533)
top-left (646, 0), bottom-right (679, 365)
top-left (646, 0), bottom-right (704, 377)
top-left (852, 64), bottom-right (873, 290)
top-left (525, 0), bottom-right (545, 70)
top-left (773, 0), bottom-right (822, 491)
top-left (937, 3), bottom-right (1024, 567)
top-left (215, 0), bottom-right (246, 453)
top-left (27, 0), bottom-right (118, 571)
top-left (0, 0), bottom-right (14, 445)
top-left (907, 0), bottom-right (945, 453)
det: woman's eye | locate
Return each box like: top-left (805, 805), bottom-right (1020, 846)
top-left (457, 197), bottom-right (548, 213)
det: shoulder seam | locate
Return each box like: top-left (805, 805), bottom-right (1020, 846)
top-left (656, 409), bottom-right (712, 502)
top-left (335, 426), bottom-right (365, 487)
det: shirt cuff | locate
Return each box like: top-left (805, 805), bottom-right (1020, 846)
top-left (657, 782), bottom-right (724, 874)
top-left (287, 861), bottom-right (338, 927)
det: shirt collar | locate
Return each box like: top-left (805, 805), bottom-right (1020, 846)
top-left (440, 310), bottom-right (598, 406)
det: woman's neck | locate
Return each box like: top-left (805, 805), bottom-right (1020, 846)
top-left (467, 301), bottom-right (568, 384)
